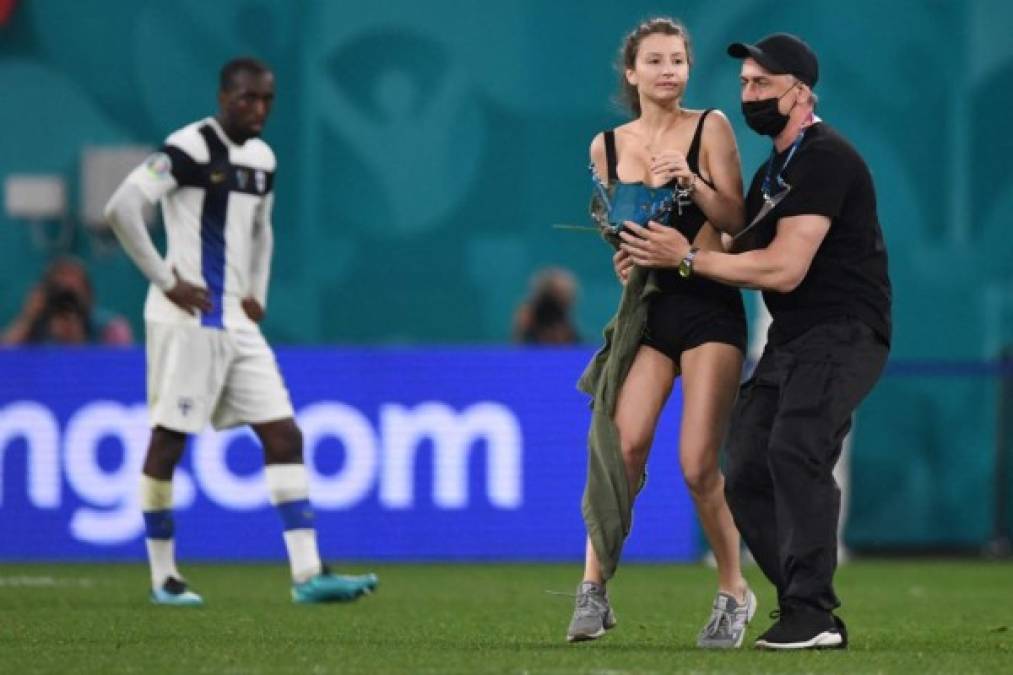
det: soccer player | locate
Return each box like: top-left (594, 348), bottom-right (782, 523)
top-left (104, 57), bottom-right (378, 606)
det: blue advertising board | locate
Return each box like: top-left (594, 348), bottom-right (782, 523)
top-left (0, 348), bottom-right (697, 562)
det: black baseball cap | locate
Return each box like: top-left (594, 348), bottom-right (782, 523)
top-left (727, 33), bottom-right (818, 87)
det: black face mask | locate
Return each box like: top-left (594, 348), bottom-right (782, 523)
top-left (741, 84), bottom-right (798, 137)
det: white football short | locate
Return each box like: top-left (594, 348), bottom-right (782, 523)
top-left (145, 322), bottom-right (294, 433)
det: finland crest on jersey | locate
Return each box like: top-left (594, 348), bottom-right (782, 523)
top-left (125, 117), bottom-right (276, 330)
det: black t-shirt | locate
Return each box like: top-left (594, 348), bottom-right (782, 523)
top-left (743, 122), bottom-right (892, 345)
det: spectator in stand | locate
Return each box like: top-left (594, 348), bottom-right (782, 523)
top-left (513, 267), bottom-right (581, 345)
top-left (1, 256), bottom-right (134, 346)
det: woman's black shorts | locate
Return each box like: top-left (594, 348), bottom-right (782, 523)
top-left (642, 292), bottom-right (747, 362)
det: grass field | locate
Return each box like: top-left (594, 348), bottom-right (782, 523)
top-left (2, 560), bottom-right (1011, 674)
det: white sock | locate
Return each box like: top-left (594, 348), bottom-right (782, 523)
top-left (140, 475), bottom-right (181, 589)
top-left (145, 539), bottom-right (180, 589)
top-left (265, 464), bottom-right (323, 583)
top-left (283, 530), bottom-right (323, 584)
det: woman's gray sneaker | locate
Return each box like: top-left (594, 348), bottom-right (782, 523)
top-left (566, 581), bottom-right (617, 642)
top-left (697, 588), bottom-right (757, 648)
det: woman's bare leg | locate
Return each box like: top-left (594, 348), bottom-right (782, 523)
top-left (678, 342), bottom-right (747, 600)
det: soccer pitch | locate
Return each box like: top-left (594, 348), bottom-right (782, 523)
top-left (2, 561), bottom-right (1010, 674)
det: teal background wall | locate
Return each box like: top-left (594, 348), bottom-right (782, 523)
top-left (1, 0), bottom-right (1011, 549)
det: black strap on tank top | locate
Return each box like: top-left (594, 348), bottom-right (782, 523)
top-left (603, 130), bottom-right (618, 183)
top-left (605, 115), bottom-right (711, 185)
top-left (605, 127), bottom-right (678, 188)
top-left (686, 109), bottom-right (714, 172)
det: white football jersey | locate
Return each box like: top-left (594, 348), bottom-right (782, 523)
top-left (124, 117), bottom-right (275, 330)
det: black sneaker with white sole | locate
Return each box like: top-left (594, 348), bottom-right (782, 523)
top-left (754, 602), bottom-right (847, 650)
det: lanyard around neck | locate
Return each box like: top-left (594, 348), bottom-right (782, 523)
top-left (761, 129), bottom-right (806, 203)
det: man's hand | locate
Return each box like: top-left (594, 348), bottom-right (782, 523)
top-left (613, 249), bottom-right (634, 286)
top-left (164, 268), bottom-right (212, 315)
top-left (619, 220), bottom-right (691, 269)
top-left (241, 297), bottom-right (265, 322)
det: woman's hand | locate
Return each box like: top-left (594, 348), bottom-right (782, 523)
top-left (650, 150), bottom-right (694, 188)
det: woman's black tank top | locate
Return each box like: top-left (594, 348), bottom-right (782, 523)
top-left (603, 109), bottom-right (741, 304)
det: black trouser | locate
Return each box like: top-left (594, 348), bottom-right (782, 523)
top-left (724, 318), bottom-right (888, 613)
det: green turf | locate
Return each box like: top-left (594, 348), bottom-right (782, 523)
top-left (1, 561), bottom-right (1010, 674)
